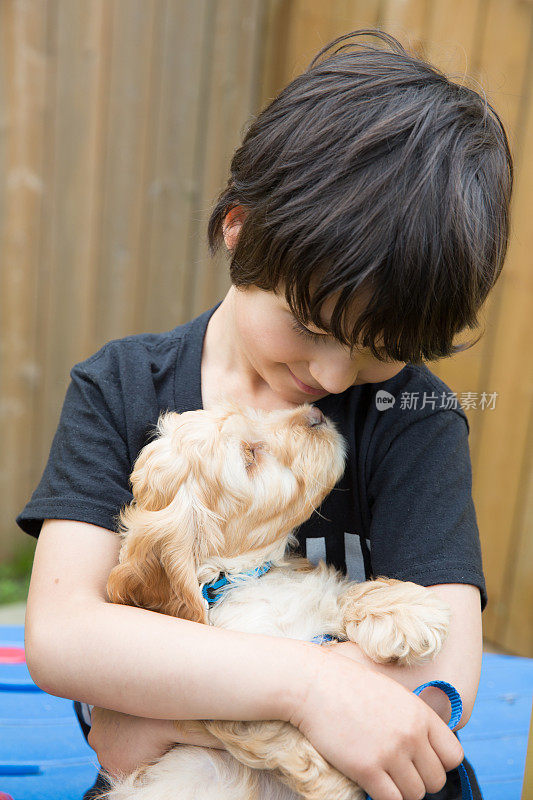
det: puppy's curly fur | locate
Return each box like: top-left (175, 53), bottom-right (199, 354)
top-left (94, 401), bottom-right (450, 800)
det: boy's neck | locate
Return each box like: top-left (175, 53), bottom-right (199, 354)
top-left (202, 288), bottom-right (298, 411)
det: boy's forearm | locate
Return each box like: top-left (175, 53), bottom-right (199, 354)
top-left (329, 583), bottom-right (482, 730)
top-left (26, 598), bottom-right (316, 723)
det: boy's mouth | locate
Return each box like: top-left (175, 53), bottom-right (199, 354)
top-left (287, 368), bottom-right (325, 396)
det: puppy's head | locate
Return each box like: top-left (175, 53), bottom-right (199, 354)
top-left (106, 400), bottom-right (346, 622)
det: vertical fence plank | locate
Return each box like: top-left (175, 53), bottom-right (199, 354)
top-left (91, 0), bottom-right (163, 344)
top-left (189, 0), bottom-right (266, 313)
top-left (140, 0), bottom-right (211, 331)
top-left (328, 1), bottom-right (382, 40)
top-left (0, 0), bottom-right (47, 558)
top-left (378, 0), bottom-right (431, 56)
top-left (423, 0), bottom-right (485, 71)
top-left (278, 0), bottom-right (338, 78)
top-left (258, 0), bottom-right (293, 102)
top-left (501, 406), bottom-right (533, 655)
top-left (33, 0), bottom-right (112, 479)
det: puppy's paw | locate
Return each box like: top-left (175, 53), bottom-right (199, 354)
top-left (340, 578), bottom-right (450, 666)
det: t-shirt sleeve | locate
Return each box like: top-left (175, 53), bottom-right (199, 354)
top-left (366, 409), bottom-right (487, 610)
top-left (16, 355), bottom-right (134, 538)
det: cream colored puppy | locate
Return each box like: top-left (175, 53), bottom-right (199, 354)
top-left (96, 401), bottom-right (450, 800)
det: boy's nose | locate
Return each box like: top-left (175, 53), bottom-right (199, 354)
top-left (305, 406), bottom-right (325, 427)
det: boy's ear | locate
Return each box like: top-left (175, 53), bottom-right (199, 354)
top-left (222, 205), bottom-right (248, 251)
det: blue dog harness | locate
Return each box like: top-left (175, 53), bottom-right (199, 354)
top-left (201, 566), bottom-right (342, 644)
top-left (310, 633), bottom-right (339, 644)
top-left (201, 567), bottom-right (472, 799)
top-left (201, 562), bottom-right (273, 605)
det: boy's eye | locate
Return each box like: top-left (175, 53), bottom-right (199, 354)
top-left (290, 316), bottom-right (393, 362)
top-left (290, 318), bottom-right (329, 343)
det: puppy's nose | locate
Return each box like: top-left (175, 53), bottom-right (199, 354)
top-left (306, 406), bottom-right (326, 427)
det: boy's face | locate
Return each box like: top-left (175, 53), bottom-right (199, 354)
top-left (223, 208), bottom-right (406, 404)
top-left (231, 284), bottom-right (406, 404)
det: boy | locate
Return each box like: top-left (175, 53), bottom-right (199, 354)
top-left (18, 30), bottom-right (511, 800)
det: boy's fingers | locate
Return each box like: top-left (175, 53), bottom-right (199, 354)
top-left (428, 719), bottom-right (464, 772)
top-left (412, 748), bottom-right (447, 795)
top-left (360, 770), bottom-right (403, 800)
top-left (387, 760), bottom-right (426, 800)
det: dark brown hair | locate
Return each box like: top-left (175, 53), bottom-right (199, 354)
top-left (207, 30), bottom-right (513, 364)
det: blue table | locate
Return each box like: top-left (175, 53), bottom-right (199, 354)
top-left (459, 653), bottom-right (533, 799)
top-left (0, 625), bottom-right (99, 799)
top-left (1, 625), bottom-right (531, 799)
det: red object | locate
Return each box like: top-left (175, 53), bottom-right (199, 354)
top-left (0, 793), bottom-right (15, 799)
top-left (0, 645), bottom-right (26, 664)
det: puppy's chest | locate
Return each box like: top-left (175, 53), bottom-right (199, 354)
top-left (207, 567), bottom-right (348, 641)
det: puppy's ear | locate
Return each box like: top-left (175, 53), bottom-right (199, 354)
top-left (107, 495), bottom-right (217, 623)
top-left (106, 412), bottom-right (219, 624)
top-left (128, 413), bottom-right (187, 512)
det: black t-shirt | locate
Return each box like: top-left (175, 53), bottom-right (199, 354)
top-left (16, 301), bottom-right (487, 610)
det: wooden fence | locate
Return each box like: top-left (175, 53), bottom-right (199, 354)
top-left (1, 0), bottom-right (531, 655)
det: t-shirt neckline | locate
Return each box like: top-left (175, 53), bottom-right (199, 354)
top-left (175, 300), bottom-right (223, 412)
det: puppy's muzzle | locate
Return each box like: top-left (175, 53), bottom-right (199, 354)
top-left (305, 406), bottom-right (325, 427)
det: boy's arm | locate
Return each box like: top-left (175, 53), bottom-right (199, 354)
top-left (329, 582), bottom-right (482, 728)
top-left (24, 519), bottom-right (302, 722)
top-left (26, 519), bottom-right (463, 799)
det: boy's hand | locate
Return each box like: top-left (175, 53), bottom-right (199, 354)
top-left (88, 707), bottom-right (222, 779)
top-left (88, 707), bottom-right (175, 778)
top-left (326, 639), bottom-right (456, 727)
top-left (291, 649), bottom-right (463, 800)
